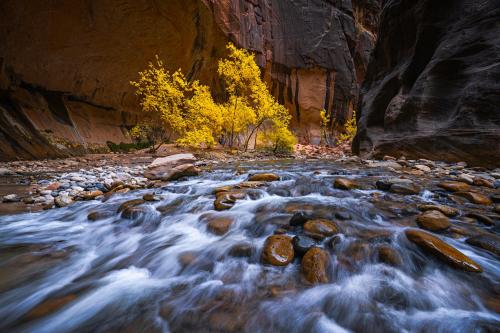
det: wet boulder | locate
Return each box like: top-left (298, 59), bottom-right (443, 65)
top-left (87, 210), bottom-right (113, 221)
top-left (377, 245), bottom-right (402, 267)
top-left (465, 213), bottom-right (495, 226)
top-left (405, 229), bottom-right (482, 272)
top-left (438, 181), bottom-right (471, 193)
top-left (206, 216), bottom-right (234, 235)
top-left (248, 173), bottom-right (280, 182)
top-left (333, 178), bottom-right (358, 190)
top-left (117, 199), bottom-right (145, 213)
top-left (144, 154), bottom-right (196, 180)
top-left (389, 183), bottom-right (421, 195)
top-left (289, 211), bottom-right (311, 226)
top-left (292, 235), bottom-right (317, 256)
top-left (143, 193), bottom-right (162, 201)
top-left (303, 219), bottom-right (339, 240)
top-left (261, 235), bottom-right (294, 266)
top-left (454, 192), bottom-right (492, 205)
top-left (229, 242), bottom-right (254, 257)
top-left (418, 204), bottom-right (458, 217)
top-left (301, 247), bottom-right (329, 284)
top-left (416, 210), bottom-right (451, 232)
top-left (466, 234), bottom-right (500, 256)
top-left (214, 189), bottom-right (247, 211)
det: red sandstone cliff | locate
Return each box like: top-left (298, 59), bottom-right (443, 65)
top-left (0, 0), bottom-right (380, 160)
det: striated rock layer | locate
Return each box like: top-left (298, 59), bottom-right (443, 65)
top-left (353, 0), bottom-right (500, 167)
top-left (0, 0), bottom-right (380, 160)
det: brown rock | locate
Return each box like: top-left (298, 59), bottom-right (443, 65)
top-left (454, 192), bottom-right (492, 205)
top-left (248, 173), bottom-right (280, 182)
top-left (303, 219), bottom-right (339, 240)
top-left (87, 211), bottom-right (112, 221)
top-left (389, 183), bottom-right (421, 195)
top-left (405, 229), bottom-right (482, 272)
top-left (465, 212), bottom-right (495, 226)
top-left (466, 234), bottom-right (500, 256)
top-left (261, 235), bottom-right (294, 266)
top-left (25, 294), bottom-right (77, 320)
top-left (437, 181), bottom-right (471, 192)
top-left (378, 245), bottom-right (402, 266)
top-left (473, 178), bottom-right (494, 188)
top-left (45, 182), bottom-right (61, 191)
top-left (494, 204), bottom-right (500, 214)
top-left (418, 204), bottom-right (459, 217)
top-left (416, 210), bottom-right (451, 232)
top-left (301, 247), bottom-right (329, 284)
top-left (143, 193), bottom-right (162, 201)
top-left (206, 216), bottom-right (233, 235)
top-left (333, 178), bottom-right (358, 190)
top-left (117, 199), bottom-right (144, 213)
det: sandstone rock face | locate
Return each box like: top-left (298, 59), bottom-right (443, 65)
top-left (0, 0), bottom-right (380, 160)
top-left (353, 0), bottom-right (500, 167)
top-left (206, 0), bottom-right (381, 142)
top-left (0, 0), bottom-right (230, 160)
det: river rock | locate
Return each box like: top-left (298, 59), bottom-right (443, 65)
top-left (248, 173), bottom-right (280, 182)
top-left (465, 234), bottom-right (500, 256)
top-left (491, 194), bottom-right (500, 204)
top-left (261, 235), bottom-right (294, 266)
top-left (292, 235), bottom-right (316, 256)
top-left (333, 178), bottom-right (358, 190)
top-left (229, 242), bottom-right (254, 257)
top-left (303, 219), bottom-right (339, 240)
top-left (378, 245), bottom-right (402, 266)
top-left (121, 206), bottom-right (148, 219)
top-left (389, 183), bottom-right (421, 195)
top-left (416, 210), bottom-right (451, 232)
top-left (25, 294), bottom-right (77, 320)
top-left (454, 192), bottom-right (492, 205)
top-left (143, 193), bottom-right (162, 201)
top-left (150, 153), bottom-right (196, 168)
top-left (87, 211), bottom-right (113, 221)
top-left (418, 204), bottom-right (458, 217)
top-left (414, 164), bottom-right (431, 172)
top-left (145, 163), bottom-right (199, 181)
top-left (458, 174), bottom-right (474, 185)
top-left (55, 195), bottom-right (73, 208)
top-left (301, 247), bottom-right (329, 284)
top-left (206, 216), bottom-right (233, 235)
top-left (289, 211), bottom-right (311, 226)
top-left (405, 229), bottom-right (482, 272)
top-left (495, 204), bottom-right (500, 214)
top-left (473, 178), bottom-right (494, 188)
top-left (438, 181), bottom-right (471, 192)
top-left (2, 194), bottom-right (19, 203)
top-left (464, 213), bottom-right (495, 226)
top-left (117, 199), bottom-right (145, 213)
top-left (0, 167), bottom-right (16, 176)
top-left (368, 161), bottom-right (403, 170)
top-left (214, 190), bottom-right (247, 211)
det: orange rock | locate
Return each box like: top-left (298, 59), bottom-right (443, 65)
top-left (405, 229), bottom-right (482, 272)
top-left (302, 247), bottom-right (329, 283)
top-left (454, 192), bottom-right (492, 205)
top-left (261, 235), bottom-right (294, 266)
top-left (304, 219), bottom-right (339, 239)
top-left (438, 181), bottom-right (470, 192)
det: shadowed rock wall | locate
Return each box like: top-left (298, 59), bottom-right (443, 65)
top-left (353, 0), bottom-right (500, 167)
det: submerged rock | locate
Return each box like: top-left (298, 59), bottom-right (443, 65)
top-left (303, 219), bottom-right (339, 240)
top-left (117, 199), bottom-right (145, 213)
top-left (377, 245), bottom-right (402, 267)
top-left (389, 183), bottom-right (421, 195)
top-left (466, 234), bottom-right (500, 256)
top-left (301, 247), bottom-right (329, 284)
top-left (405, 229), bottom-right (482, 272)
top-left (206, 216), bottom-right (233, 235)
top-left (261, 235), bottom-right (294, 266)
top-left (289, 211), bottom-right (311, 226)
top-left (333, 178), bottom-right (358, 190)
top-left (416, 210), bottom-right (451, 232)
top-left (248, 173), bottom-right (280, 182)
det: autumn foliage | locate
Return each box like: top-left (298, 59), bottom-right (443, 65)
top-left (131, 44), bottom-right (296, 152)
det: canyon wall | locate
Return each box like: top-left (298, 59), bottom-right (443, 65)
top-left (354, 0), bottom-right (500, 167)
top-left (0, 0), bottom-right (380, 160)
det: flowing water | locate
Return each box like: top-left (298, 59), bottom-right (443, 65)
top-left (0, 160), bottom-right (498, 333)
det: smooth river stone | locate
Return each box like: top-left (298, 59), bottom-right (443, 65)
top-left (301, 247), bottom-right (329, 284)
top-left (405, 229), bottom-right (482, 273)
top-left (248, 173), bottom-right (280, 182)
top-left (261, 235), bottom-right (294, 266)
top-left (416, 210), bottom-right (451, 232)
